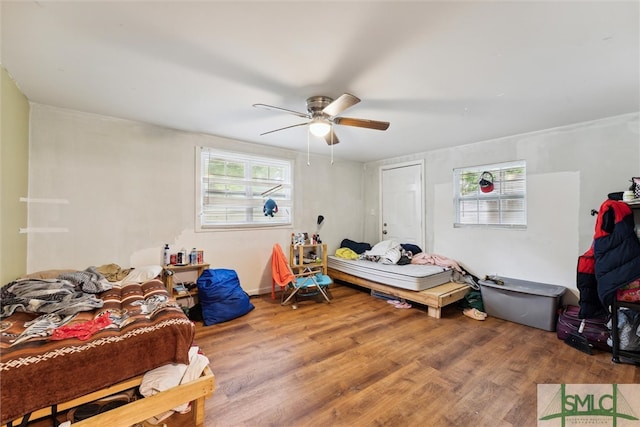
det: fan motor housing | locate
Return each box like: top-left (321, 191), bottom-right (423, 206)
top-left (306, 96), bottom-right (333, 117)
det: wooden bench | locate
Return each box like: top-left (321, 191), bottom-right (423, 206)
top-left (328, 268), bottom-right (470, 318)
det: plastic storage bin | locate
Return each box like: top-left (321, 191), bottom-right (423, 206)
top-left (478, 276), bottom-right (566, 331)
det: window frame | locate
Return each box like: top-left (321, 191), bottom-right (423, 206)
top-left (453, 160), bottom-right (527, 229)
top-left (196, 147), bottom-right (293, 230)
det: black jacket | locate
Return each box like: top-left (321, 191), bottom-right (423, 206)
top-left (577, 247), bottom-right (607, 318)
top-left (593, 199), bottom-right (640, 311)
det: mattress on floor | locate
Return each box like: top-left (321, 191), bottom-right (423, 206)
top-left (327, 255), bottom-right (453, 291)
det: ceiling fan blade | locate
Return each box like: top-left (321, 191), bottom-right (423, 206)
top-left (333, 116), bottom-right (390, 131)
top-left (322, 93), bottom-right (360, 117)
top-left (260, 122), bottom-right (309, 136)
top-left (323, 128), bottom-right (340, 145)
top-left (253, 103), bottom-right (309, 119)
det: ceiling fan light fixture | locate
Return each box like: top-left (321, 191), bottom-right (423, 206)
top-left (254, 93), bottom-right (389, 143)
top-left (309, 119), bottom-right (331, 137)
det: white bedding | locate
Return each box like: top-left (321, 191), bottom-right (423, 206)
top-left (327, 255), bottom-right (453, 291)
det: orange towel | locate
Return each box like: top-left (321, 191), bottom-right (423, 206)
top-left (271, 243), bottom-right (295, 299)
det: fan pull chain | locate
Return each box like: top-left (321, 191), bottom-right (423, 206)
top-left (330, 128), bottom-right (334, 165)
top-left (307, 129), bottom-right (311, 166)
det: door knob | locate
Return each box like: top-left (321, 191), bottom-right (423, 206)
top-left (382, 230), bottom-right (387, 235)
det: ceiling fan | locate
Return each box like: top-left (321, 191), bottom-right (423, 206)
top-left (253, 93), bottom-right (390, 145)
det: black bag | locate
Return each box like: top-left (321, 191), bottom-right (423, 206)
top-left (631, 177), bottom-right (640, 199)
top-left (556, 305), bottom-right (610, 351)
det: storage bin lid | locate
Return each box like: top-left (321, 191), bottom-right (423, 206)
top-left (479, 276), bottom-right (566, 297)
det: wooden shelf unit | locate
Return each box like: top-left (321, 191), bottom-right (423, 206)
top-left (162, 263), bottom-right (210, 298)
top-left (290, 243), bottom-right (327, 275)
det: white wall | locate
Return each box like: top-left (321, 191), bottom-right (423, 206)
top-left (364, 113), bottom-right (640, 305)
top-left (26, 104), bottom-right (365, 295)
top-left (24, 105), bottom-right (640, 302)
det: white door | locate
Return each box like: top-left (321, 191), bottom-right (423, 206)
top-left (380, 162), bottom-right (424, 248)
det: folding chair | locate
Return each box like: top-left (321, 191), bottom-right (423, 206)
top-left (271, 243), bottom-right (331, 306)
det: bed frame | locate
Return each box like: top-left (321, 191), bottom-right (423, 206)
top-left (329, 267), bottom-right (470, 318)
top-left (2, 366), bottom-right (214, 427)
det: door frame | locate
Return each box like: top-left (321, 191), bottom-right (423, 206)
top-left (379, 160), bottom-right (425, 249)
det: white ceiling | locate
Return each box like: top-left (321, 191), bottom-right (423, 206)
top-left (2, 1), bottom-right (639, 162)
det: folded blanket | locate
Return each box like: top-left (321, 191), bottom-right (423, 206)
top-left (411, 253), bottom-right (463, 272)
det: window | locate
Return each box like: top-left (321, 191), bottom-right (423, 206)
top-left (197, 148), bottom-right (293, 229)
top-left (453, 161), bottom-right (526, 228)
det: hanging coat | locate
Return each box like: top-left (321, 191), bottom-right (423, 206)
top-left (576, 246), bottom-right (607, 318)
top-left (593, 199), bottom-right (640, 311)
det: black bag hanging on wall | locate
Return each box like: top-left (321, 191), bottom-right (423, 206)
top-left (556, 305), bottom-right (610, 352)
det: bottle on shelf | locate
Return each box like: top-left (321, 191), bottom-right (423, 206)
top-left (177, 248), bottom-right (188, 265)
top-left (189, 248), bottom-right (197, 265)
top-left (163, 244), bottom-right (170, 266)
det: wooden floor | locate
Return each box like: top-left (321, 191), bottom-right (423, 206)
top-left (181, 283), bottom-right (638, 427)
top-left (29, 283), bottom-right (638, 427)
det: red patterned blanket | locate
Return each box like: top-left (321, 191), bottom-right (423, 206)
top-left (0, 279), bottom-right (194, 425)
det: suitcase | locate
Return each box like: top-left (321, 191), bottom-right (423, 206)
top-left (556, 305), bottom-right (611, 351)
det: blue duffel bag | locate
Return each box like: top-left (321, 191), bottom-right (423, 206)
top-left (197, 268), bottom-right (254, 325)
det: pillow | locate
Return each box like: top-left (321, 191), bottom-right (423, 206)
top-left (401, 243), bottom-right (423, 255)
top-left (121, 265), bottom-right (163, 284)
